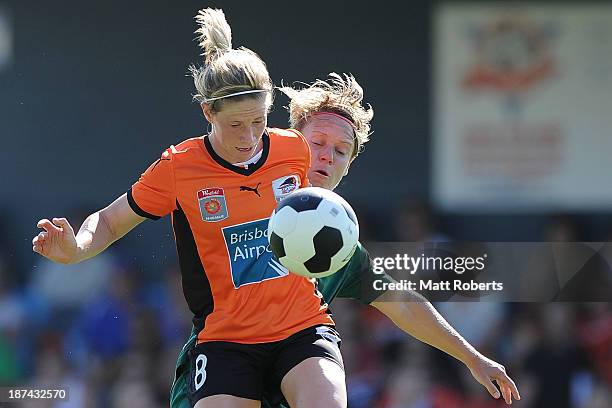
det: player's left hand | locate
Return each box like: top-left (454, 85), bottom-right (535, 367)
top-left (466, 354), bottom-right (520, 405)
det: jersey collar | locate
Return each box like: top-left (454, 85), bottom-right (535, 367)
top-left (203, 130), bottom-right (270, 176)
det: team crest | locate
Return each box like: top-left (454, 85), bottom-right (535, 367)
top-left (272, 175), bottom-right (300, 202)
top-left (197, 188), bottom-right (229, 222)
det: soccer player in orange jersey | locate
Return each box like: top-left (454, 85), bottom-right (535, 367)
top-left (170, 74), bottom-right (520, 408)
top-left (33, 8), bottom-right (346, 408)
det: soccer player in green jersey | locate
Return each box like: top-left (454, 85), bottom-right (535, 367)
top-left (170, 74), bottom-right (520, 407)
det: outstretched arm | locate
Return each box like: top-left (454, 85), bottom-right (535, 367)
top-left (32, 193), bottom-right (145, 264)
top-left (371, 292), bottom-right (520, 405)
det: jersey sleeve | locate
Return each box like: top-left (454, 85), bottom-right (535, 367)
top-left (127, 147), bottom-right (177, 220)
top-left (336, 242), bottom-right (395, 304)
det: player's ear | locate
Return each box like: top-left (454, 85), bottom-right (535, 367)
top-left (201, 102), bottom-right (214, 122)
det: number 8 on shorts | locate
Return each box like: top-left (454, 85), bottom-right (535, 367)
top-left (194, 354), bottom-right (207, 391)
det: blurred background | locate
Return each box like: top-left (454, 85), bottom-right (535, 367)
top-left (0, 0), bottom-right (610, 407)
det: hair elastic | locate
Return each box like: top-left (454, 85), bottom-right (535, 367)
top-left (203, 89), bottom-right (269, 103)
top-left (311, 111), bottom-right (355, 128)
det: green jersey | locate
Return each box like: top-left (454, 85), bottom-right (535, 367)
top-left (170, 242), bottom-right (393, 408)
top-left (317, 241), bottom-right (391, 305)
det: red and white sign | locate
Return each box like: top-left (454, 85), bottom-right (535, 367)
top-left (433, 4), bottom-right (612, 211)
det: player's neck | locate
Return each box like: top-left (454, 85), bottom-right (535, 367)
top-left (208, 133), bottom-right (263, 165)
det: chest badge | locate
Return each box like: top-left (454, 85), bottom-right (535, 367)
top-left (197, 188), bottom-right (229, 222)
top-left (272, 175), bottom-right (300, 202)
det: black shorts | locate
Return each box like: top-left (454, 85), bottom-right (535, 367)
top-left (187, 325), bottom-right (343, 407)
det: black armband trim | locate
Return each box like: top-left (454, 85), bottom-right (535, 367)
top-left (127, 188), bottom-right (161, 220)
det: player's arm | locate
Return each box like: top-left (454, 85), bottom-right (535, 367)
top-left (332, 246), bottom-right (520, 405)
top-left (32, 194), bottom-right (145, 264)
top-left (371, 292), bottom-right (520, 405)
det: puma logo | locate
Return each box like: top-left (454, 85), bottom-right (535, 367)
top-left (240, 182), bottom-right (261, 197)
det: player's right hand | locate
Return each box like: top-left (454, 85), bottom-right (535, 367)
top-left (32, 218), bottom-right (78, 264)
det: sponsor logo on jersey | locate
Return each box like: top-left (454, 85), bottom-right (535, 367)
top-left (272, 175), bottom-right (300, 202)
top-left (222, 218), bottom-right (289, 288)
top-left (239, 182), bottom-right (261, 197)
top-left (197, 188), bottom-right (229, 222)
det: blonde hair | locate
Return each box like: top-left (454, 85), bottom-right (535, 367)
top-left (189, 8), bottom-right (273, 112)
top-left (280, 73), bottom-right (373, 158)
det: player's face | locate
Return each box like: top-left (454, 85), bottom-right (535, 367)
top-left (203, 97), bottom-right (268, 164)
top-left (301, 114), bottom-right (355, 190)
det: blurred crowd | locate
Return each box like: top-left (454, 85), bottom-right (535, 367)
top-left (0, 203), bottom-right (610, 408)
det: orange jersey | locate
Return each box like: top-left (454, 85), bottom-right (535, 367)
top-left (128, 129), bottom-right (334, 344)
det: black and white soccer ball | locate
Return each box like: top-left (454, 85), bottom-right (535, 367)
top-left (268, 187), bottom-right (359, 278)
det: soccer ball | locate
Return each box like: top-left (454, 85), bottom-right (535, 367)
top-left (268, 187), bottom-right (359, 278)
